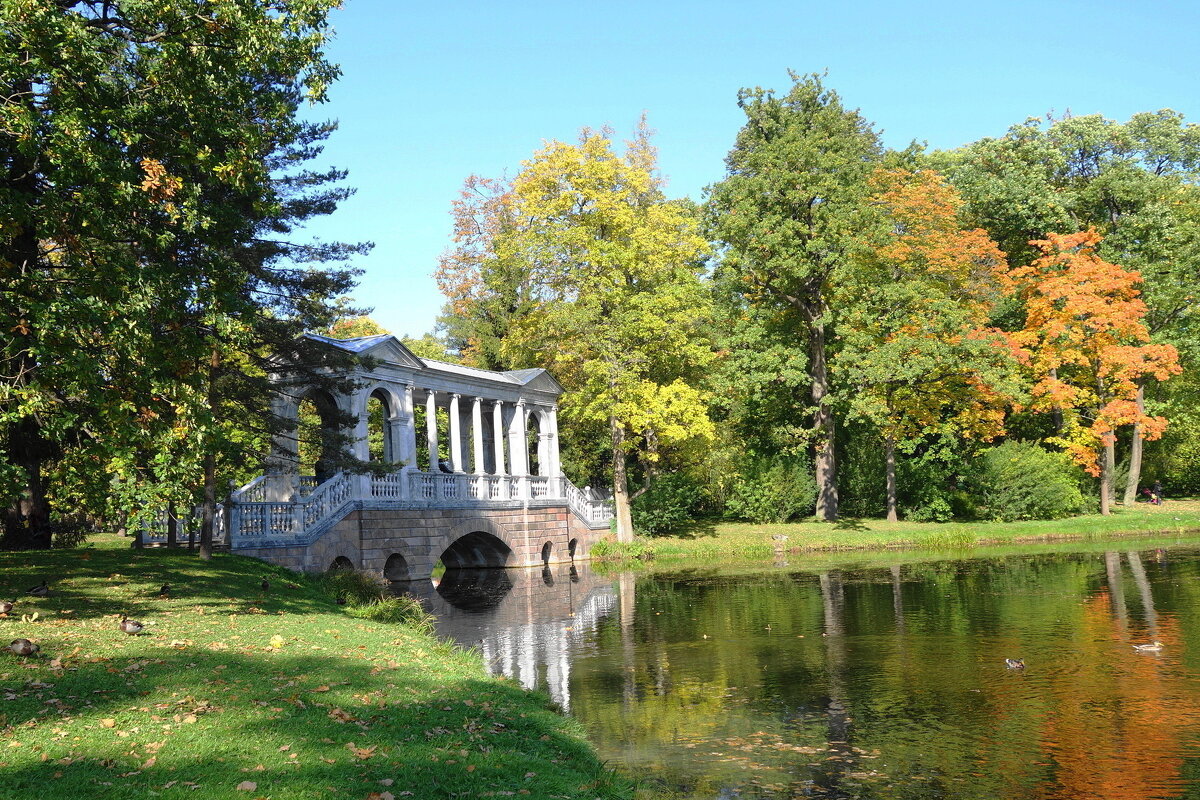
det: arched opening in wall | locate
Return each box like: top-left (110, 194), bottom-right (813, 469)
top-left (297, 389), bottom-right (341, 485)
top-left (367, 390), bottom-right (392, 462)
top-left (541, 541), bottom-right (552, 566)
top-left (384, 553), bottom-right (410, 582)
top-left (526, 412), bottom-right (541, 476)
top-left (329, 556), bottom-right (355, 571)
top-left (439, 531), bottom-right (512, 569)
top-left (568, 538), bottom-right (578, 560)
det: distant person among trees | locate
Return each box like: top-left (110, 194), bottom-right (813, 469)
top-left (1153, 480), bottom-right (1164, 504)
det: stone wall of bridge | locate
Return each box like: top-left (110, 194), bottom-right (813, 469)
top-left (233, 502), bottom-right (607, 578)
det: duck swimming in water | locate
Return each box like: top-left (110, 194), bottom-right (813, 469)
top-left (1005, 658), bottom-right (1025, 669)
top-left (1133, 641), bottom-right (1164, 652)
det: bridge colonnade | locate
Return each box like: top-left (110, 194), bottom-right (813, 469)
top-left (206, 333), bottom-right (611, 577)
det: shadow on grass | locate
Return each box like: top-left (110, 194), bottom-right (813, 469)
top-left (0, 547), bottom-right (341, 623)
top-left (0, 647), bottom-right (625, 798)
top-left (668, 520), bottom-right (720, 540)
top-left (0, 544), bottom-right (633, 797)
top-left (830, 517), bottom-right (870, 532)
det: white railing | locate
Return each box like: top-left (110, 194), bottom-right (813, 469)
top-left (565, 481), bottom-right (613, 524)
top-left (233, 475), bottom-right (271, 503)
top-left (237, 502), bottom-right (296, 537)
top-left (138, 503), bottom-right (229, 546)
top-left (371, 472), bottom-right (405, 499)
top-left (302, 471), bottom-right (354, 528)
top-left (222, 468), bottom-right (613, 544)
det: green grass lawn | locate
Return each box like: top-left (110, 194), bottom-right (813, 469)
top-left (606, 499), bottom-right (1200, 562)
top-left (0, 536), bottom-right (632, 799)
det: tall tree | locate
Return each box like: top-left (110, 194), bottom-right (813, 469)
top-left (436, 175), bottom-right (536, 370)
top-left (1003, 230), bottom-right (1181, 514)
top-left (0, 1), bottom-right (363, 549)
top-left (706, 72), bottom-right (885, 520)
top-left (439, 123), bottom-right (714, 541)
top-left (835, 168), bottom-right (1019, 521)
top-left (939, 111), bottom-right (1200, 501)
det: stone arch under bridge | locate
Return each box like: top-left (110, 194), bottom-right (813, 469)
top-left (197, 333), bottom-right (612, 573)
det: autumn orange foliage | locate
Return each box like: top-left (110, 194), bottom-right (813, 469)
top-left (1004, 230), bottom-right (1181, 475)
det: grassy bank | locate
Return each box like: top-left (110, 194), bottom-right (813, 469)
top-left (0, 537), bottom-right (632, 799)
top-left (599, 499), bottom-right (1200, 562)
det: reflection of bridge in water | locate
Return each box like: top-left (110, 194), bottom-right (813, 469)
top-left (400, 562), bottom-right (620, 713)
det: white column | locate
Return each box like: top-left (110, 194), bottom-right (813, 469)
top-left (449, 393), bottom-right (464, 472)
top-left (492, 400), bottom-right (507, 475)
top-left (472, 396), bottom-right (486, 474)
top-left (508, 399), bottom-right (529, 476)
top-left (353, 396), bottom-right (370, 462)
top-left (548, 404), bottom-right (561, 478)
top-left (536, 409), bottom-right (551, 477)
top-left (425, 390), bottom-right (438, 472)
top-left (400, 384), bottom-right (417, 469)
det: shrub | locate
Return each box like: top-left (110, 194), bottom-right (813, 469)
top-left (346, 594), bottom-right (436, 633)
top-left (631, 473), bottom-right (702, 536)
top-left (316, 568), bottom-right (383, 606)
top-left (724, 456), bottom-right (816, 523)
top-left (838, 433), bottom-right (887, 518)
top-left (590, 538), bottom-right (656, 561)
top-left (905, 496), bottom-right (955, 523)
top-left (973, 441), bottom-right (1087, 521)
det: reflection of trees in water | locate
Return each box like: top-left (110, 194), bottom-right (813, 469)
top-left (1127, 550), bottom-right (1158, 634)
top-left (429, 549), bottom-right (1200, 800)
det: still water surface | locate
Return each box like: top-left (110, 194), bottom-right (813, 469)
top-left (428, 541), bottom-right (1200, 799)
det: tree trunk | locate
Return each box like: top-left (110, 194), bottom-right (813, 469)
top-left (1123, 385), bottom-right (1145, 505)
top-left (610, 417), bottom-right (635, 543)
top-left (199, 347), bottom-right (220, 560)
top-left (1050, 368), bottom-right (1063, 434)
top-left (885, 433), bottom-right (898, 522)
top-left (810, 321), bottom-right (838, 521)
top-left (166, 505), bottom-right (178, 548)
top-left (2, 103), bottom-right (51, 550)
top-left (199, 452), bottom-right (216, 560)
top-left (1099, 441), bottom-right (1112, 516)
top-left (3, 415), bottom-right (53, 550)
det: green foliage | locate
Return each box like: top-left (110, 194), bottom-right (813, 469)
top-left (315, 567), bottom-right (383, 606)
top-left (315, 567), bottom-right (437, 633)
top-left (346, 594), bottom-right (437, 633)
top-left (590, 538), bottom-right (657, 561)
top-left (837, 425), bottom-right (887, 518)
top-left (725, 456), bottom-right (816, 523)
top-left (706, 71), bottom-right (887, 520)
top-left (439, 120), bottom-right (714, 541)
top-left (0, 0), bottom-right (365, 548)
top-left (631, 473), bottom-right (703, 536)
top-left (897, 454), bottom-right (967, 522)
top-left (972, 441), bottom-right (1088, 521)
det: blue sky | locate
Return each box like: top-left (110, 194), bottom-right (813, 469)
top-left (299, 0), bottom-right (1198, 338)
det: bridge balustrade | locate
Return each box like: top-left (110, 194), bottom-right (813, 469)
top-left (138, 468), bottom-right (612, 549)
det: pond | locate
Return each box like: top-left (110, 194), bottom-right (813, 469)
top-left (426, 539), bottom-right (1200, 799)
